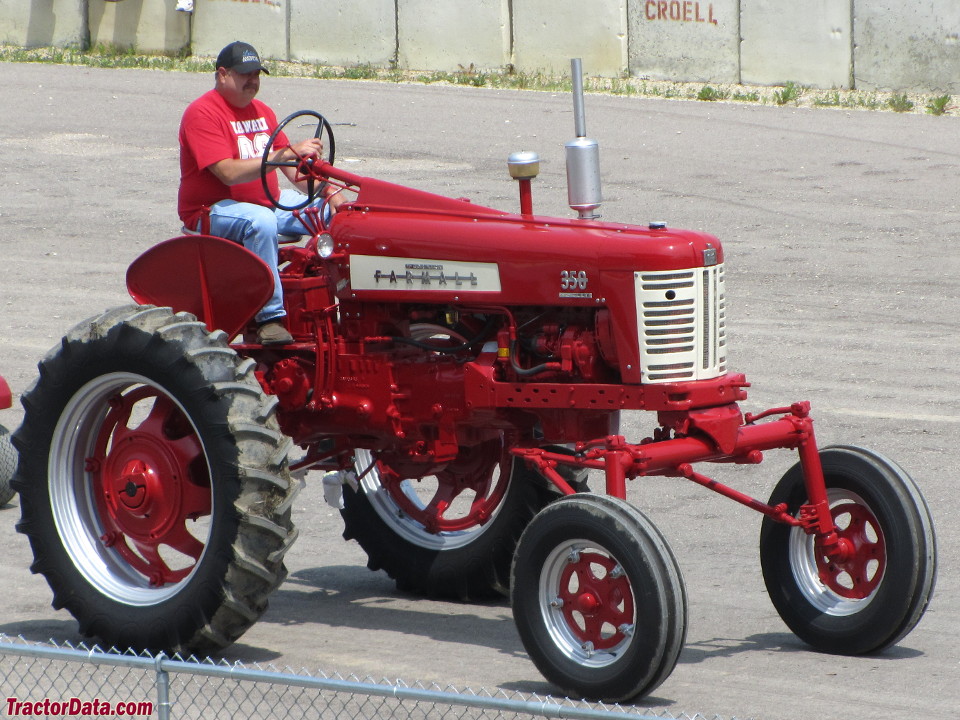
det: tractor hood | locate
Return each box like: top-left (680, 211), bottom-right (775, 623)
top-left (332, 173), bottom-right (723, 308)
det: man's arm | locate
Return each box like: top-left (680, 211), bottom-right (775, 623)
top-left (208, 137), bottom-right (325, 186)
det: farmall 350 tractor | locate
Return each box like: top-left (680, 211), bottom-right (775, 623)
top-left (13, 65), bottom-right (936, 701)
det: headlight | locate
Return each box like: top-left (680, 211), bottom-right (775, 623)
top-left (317, 233), bottom-right (335, 258)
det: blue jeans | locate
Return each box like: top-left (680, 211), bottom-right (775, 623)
top-left (205, 189), bottom-right (328, 324)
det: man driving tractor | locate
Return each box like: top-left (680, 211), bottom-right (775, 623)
top-left (178, 41), bottom-right (341, 345)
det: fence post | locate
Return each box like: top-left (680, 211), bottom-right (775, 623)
top-left (155, 652), bottom-right (171, 720)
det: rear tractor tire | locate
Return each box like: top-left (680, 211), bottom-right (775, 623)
top-left (341, 442), bottom-right (563, 600)
top-left (13, 305), bottom-right (299, 654)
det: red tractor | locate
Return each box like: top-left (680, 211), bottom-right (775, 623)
top-left (13, 74), bottom-right (936, 702)
top-left (0, 374), bottom-right (15, 507)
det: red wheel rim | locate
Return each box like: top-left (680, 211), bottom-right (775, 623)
top-left (375, 441), bottom-right (510, 534)
top-left (557, 550), bottom-right (635, 651)
top-left (89, 386), bottom-right (211, 586)
top-left (816, 501), bottom-right (886, 600)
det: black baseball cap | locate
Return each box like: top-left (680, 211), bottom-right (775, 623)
top-left (216, 41), bottom-right (269, 74)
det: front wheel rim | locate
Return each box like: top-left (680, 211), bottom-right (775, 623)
top-left (538, 539), bottom-right (636, 668)
top-left (49, 373), bottom-right (213, 607)
top-left (788, 488), bottom-right (886, 616)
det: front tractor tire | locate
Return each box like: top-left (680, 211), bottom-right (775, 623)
top-left (511, 494), bottom-right (687, 702)
top-left (13, 305), bottom-right (298, 654)
top-left (760, 446), bottom-right (937, 655)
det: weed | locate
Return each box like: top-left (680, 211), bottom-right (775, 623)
top-left (773, 81), bottom-right (802, 105)
top-left (697, 85), bottom-right (727, 102)
top-left (0, 43), bottom-right (954, 118)
top-left (340, 64), bottom-right (378, 80)
top-left (813, 91), bottom-right (841, 107)
top-left (608, 77), bottom-right (637, 96)
top-left (926, 94), bottom-right (952, 115)
top-left (888, 93), bottom-right (914, 112)
top-left (451, 64), bottom-right (486, 87)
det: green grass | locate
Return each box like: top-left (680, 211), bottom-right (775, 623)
top-left (851, 92), bottom-right (882, 111)
top-left (813, 91), bottom-right (842, 107)
top-left (1, 42), bottom-right (211, 71)
top-left (0, 43), bottom-right (953, 116)
top-left (926, 94), bottom-right (952, 115)
top-left (697, 85), bottom-right (728, 102)
top-left (772, 81), bottom-right (802, 106)
top-left (338, 64), bottom-right (380, 81)
top-left (888, 93), bottom-right (914, 112)
top-left (731, 90), bottom-right (761, 102)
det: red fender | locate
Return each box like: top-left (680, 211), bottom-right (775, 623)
top-left (0, 375), bottom-right (11, 410)
top-left (126, 235), bottom-right (273, 340)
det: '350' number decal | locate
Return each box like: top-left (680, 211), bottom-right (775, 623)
top-left (560, 270), bottom-right (589, 291)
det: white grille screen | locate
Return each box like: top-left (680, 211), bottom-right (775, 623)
top-left (636, 265), bottom-right (726, 383)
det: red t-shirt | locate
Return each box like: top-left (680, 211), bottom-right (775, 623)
top-left (178, 89), bottom-right (289, 227)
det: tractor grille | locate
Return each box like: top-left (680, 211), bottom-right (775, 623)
top-left (635, 265), bottom-right (726, 383)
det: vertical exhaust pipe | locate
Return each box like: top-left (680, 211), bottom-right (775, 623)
top-left (565, 58), bottom-right (602, 220)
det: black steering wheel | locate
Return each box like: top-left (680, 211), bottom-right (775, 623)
top-left (261, 110), bottom-right (336, 212)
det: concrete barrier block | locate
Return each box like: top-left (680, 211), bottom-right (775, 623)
top-left (191, 0), bottom-right (288, 64)
top-left (741, 0), bottom-right (852, 89)
top-left (0, 2), bottom-right (30, 46)
top-left (512, 0), bottom-right (628, 77)
top-left (291, 0), bottom-right (395, 67)
top-left (855, 1), bottom-right (960, 93)
top-left (628, 0), bottom-right (739, 83)
top-left (89, 0), bottom-right (190, 54)
top-left (0, 0), bottom-right (85, 47)
top-left (397, 0), bottom-right (510, 72)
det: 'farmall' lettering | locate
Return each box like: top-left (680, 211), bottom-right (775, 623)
top-left (645, 1), bottom-right (718, 24)
top-left (350, 254), bottom-right (501, 292)
top-left (374, 269), bottom-right (479, 287)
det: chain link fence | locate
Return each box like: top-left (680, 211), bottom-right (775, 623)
top-left (0, 635), bottom-right (740, 720)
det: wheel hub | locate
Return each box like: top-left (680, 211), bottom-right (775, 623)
top-left (558, 550), bottom-right (634, 651)
top-left (116, 460), bottom-right (148, 510)
top-left (101, 432), bottom-right (184, 541)
top-left (82, 386), bottom-right (212, 586)
top-left (816, 501), bottom-right (885, 600)
top-left (575, 591), bottom-right (602, 614)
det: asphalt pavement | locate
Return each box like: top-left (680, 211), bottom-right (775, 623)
top-left (1, 61), bottom-right (958, 720)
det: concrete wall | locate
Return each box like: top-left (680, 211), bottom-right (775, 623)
top-left (89, 0), bottom-right (189, 53)
top-left (512, 0), bottom-right (627, 77)
top-left (0, 0), bottom-right (86, 48)
top-left (7, 0), bottom-right (960, 92)
top-left (291, 0), bottom-right (395, 68)
top-left (398, 0), bottom-right (510, 72)
top-left (190, 0), bottom-right (287, 63)
top-left (854, 0), bottom-right (960, 94)
top-left (629, 0), bottom-right (740, 84)
top-left (740, 0), bottom-right (852, 89)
